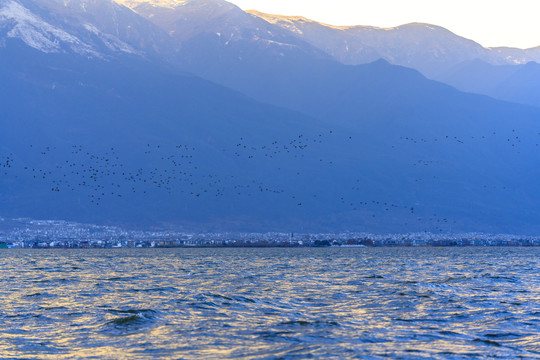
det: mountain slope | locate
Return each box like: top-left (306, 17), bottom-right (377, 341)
top-left (0, 43), bottom-right (337, 231)
top-left (439, 60), bottom-right (540, 108)
top-left (2, 0), bottom-right (540, 234)
top-left (3, 40), bottom-right (540, 233)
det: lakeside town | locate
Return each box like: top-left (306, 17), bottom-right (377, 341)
top-left (1, 217), bottom-right (539, 248)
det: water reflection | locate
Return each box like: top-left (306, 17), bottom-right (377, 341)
top-left (0, 247), bottom-right (539, 359)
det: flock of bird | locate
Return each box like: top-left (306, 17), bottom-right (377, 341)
top-left (398, 128), bottom-right (539, 154)
top-left (0, 153), bottom-right (13, 176)
top-left (1, 127), bottom-right (539, 233)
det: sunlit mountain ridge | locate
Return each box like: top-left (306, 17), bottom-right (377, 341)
top-left (249, 10), bottom-right (540, 73)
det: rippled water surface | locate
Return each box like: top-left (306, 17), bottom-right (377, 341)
top-left (0, 247), bottom-right (539, 359)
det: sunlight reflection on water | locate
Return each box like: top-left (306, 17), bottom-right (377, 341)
top-left (0, 247), bottom-right (539, 359)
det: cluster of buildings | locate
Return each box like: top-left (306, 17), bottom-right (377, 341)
top-left (1, 218), bottom-right (539, 248)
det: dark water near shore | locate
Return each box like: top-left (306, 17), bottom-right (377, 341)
top-left (0, 247), bottom-right (538, 359)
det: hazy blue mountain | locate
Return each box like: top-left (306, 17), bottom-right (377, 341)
top-left (490, 46), bottom-right (540, 65)
top-left (110, 1), bottom-right (540, 109)
top-left (2, 0), bottom-right (540, 234)
top-left (249, 11), bottom-right (540, 77)
top-left (438, 60), bottom-right (540, 108)
top-left (3, 42), bottom-right (540, 234)
top-left (248, 12), bottom-right (487, 78)
top-left (247, 11), bottom-right (540, 109)
top-left (0, 43), bottom-right (332, 231)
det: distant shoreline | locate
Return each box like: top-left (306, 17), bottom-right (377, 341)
top-left (2, 243), bottom-right (538, 249)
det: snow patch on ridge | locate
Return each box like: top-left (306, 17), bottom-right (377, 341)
top-left (83, 23), bottom-right (138, 54)
top-left (116, 0), bottom-right (189, 10)
top-left (0, 0), bottom-right (99, 56)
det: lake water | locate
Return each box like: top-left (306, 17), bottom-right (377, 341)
top-left (0, 247), bottom-right (539, 359)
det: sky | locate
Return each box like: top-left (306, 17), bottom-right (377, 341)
top-left (228, 0), bottom-right (540, 49)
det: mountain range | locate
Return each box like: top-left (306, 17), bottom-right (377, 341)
top-left (1, 0), bottom-right (540, 234)
top-left (250, 11), bottom-right (540, 108)
top-left (249, 11), bottom-right (540, 72)
top-left (3, 0), bottom-right (540, 106)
